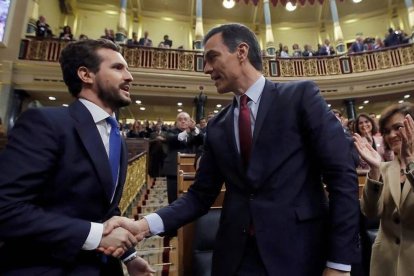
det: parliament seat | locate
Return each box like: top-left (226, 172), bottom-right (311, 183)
top-left (192, 208), bottom-right (221, 276)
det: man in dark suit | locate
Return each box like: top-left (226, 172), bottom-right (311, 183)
top-left (0, 39), bottom-right (154, 275)
top-left (138, 31), bottom-right (152, 47)
top-left (162, 112), bottom-right (203, 203)
top-left (109, 23), bottom-right (360, 275)
top-left (163, 35), bottom-right (173, 48)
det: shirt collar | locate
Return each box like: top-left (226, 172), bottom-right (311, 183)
top-left (78, 98), bottom-right (115, 123)
top-left (235, 75), bottom-right (265, 106)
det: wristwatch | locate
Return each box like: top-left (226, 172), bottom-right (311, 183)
top-left (406, 161), bottom-right (414, 174)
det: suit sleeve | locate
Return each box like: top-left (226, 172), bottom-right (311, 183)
top-left (299, 81), bottom-right (360, 264)
top-left (0, 109), bottom-right (91, 260)
top-left (156, 126), bottom-right (224, 232)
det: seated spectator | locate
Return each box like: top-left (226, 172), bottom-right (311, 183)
top-left (138, 31), bottom-right (152, 47)
top-left (349, 36), bottom-right (364, 53)
top-left (127, 32), bottom-right (139, 46)
top-left (318, 39), bottom-right (331, 56)
top-left (100, 28), bottom-right (114, 41)
top-left (374, 37), bottom-right (384, 50)
top-left (302, 44), bottom-right (314, 57)
top-left (329, 45), bottom-right (336, 55)
top-left (384, 27), bottom-right (402, 47)
top-left (79, 34), bottom-right (88, 40)
top-left (291, 43), bottom-right (302, 57)
top-left (280, 45), bottom-right (290, 58)
top-left (36, 15), bottom-right (53, 38)
top-left (127, 120), bottom-right (147, 138)
top-left (59, 26), bottom-right (73, 40)
top-left (163, 35), bottom-right (172, 48)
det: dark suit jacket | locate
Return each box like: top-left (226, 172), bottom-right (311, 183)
top-left (0, 100), bottom-right (128, 275)
top-left (156, 80), bottom-right (360, 275)
top-left (162, 127), bottom-right (203, 176)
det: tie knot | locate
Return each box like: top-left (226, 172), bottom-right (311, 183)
top-left (240, 94), bottom-right (249, 107)
top-left (106, 117), bottom-right (119, 134)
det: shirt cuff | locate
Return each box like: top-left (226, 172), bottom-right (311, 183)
top-left (178, 130), bottom-right (188, 142)
top-left (193, 127), bottom-right (200, 135)
top-left (326, 261), bottom-right (351, 272)
top-left (82, 222), bottom-right (103, 250)
top-left (144, 213), bottom-right (164, 235)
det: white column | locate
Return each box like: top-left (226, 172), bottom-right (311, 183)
top-left (116, 0), bottom-right (127, 42)
top-left (329, 0), bottom-right (345, 54)
top-left (194, 0), bottom-right (204, 50)
top-left (263, 0), bottom-right (275, 56)
top-left (404, 0), bottom-right (414, 31)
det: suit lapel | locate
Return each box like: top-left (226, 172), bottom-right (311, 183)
top-left (69, 101), bottom-right (114, 201)
top-left (383, 160), bottom-right (401, 210)
top-left (252, 80), bottom-right (277, 146)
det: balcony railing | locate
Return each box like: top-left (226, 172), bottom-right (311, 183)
top-left (19, 37), bottom-right (414, 78)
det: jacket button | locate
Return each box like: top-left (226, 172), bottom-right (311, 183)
top-left (396, 237), bottom-right (401, 244)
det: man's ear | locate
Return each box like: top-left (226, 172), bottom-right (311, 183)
top-left (77, 66), bottom-right (94, 84)
top-left (237, 42), bottom-right (249, 62)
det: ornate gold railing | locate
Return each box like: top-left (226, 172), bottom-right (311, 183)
top-left (119, 152), bottom-right (147, 215)
top-left (18, 37), bottom-right (414, 77)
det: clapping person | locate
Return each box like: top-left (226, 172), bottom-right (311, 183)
top-left (354, 113), bottom-right (393, 168)
top-left (354, 103), bottom-right (414, 276)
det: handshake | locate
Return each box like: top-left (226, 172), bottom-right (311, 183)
top-left (97, 216), bottom-right (155, 275)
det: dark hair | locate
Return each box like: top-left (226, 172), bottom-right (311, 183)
top-left (59, 39), bottom-right (120, 97)
top-left (354, 113), bottom-right (378, 135)
top-left (203, 23), bottom-right (262, 71)
top-left (379, 103), bottom-right (414, 136)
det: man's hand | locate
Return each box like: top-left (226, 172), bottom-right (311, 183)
top-left (322, 267), bottom-right (350, 276)
top-left (98, 227), bottom-right (137, 258)
top-left (102, 216), bottom-right (134, 235)
top-left (116, 218), bottom-right (151, 240)
top-left (126, 256), bottom-right (156, 276)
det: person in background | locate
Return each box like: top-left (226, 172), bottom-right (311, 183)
top-left (354, 113), bottom-right (393, 168)
top-left (0, 39), bottom-right (154, 275)
top-left (59, 25), bottom-right (73, 40)
top-left (127, 32), bottom-right (139, 46)
top-left (138, 31), bottom-right (152, 47)
top-left (162, 112), bottom-right (203, 204)
top-left (354, 102), bottom-right (414, 276)
top-left (106, 23), bottom-right (360, 276)
top-left (163, 35), bottom-right (172, 48)
top-left (36, 15), bottom-right (53, 38)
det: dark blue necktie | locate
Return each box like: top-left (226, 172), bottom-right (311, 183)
top-left (106, 117), bottom-right (121, 196)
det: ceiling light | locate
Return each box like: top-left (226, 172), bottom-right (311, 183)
top-left (49, 96), bottom-right (56, 101)
top-left (327, 104), bottom-right (331, 107)
top-left (214, 110), bottom-right (219, 113)
top-left (404, 94), bottom-right (410, 99)
top-left (135, 100), bottom-right (141, 104)
top-left (363, 100), bottom-right (369, 104)
top-left (222, 0), bottom-right (235, 9)
top-left (177, 108), bottom-right (183, 112)
top-left (285, 1), bottom-right (297, 12)
top-left (104, 10), bottom-right (118, 15)
top-left (358, 106), bottom-right (364, 109)
top-left (62, 104), bottom-right (68, 107)
top-left (161, 17), bottom-right (174, 21)
top-left (399, 100), bottom-right (404, 104)
top-left (216, 104), bottom-right (222, 108)
top-left (352, 0), bottom-right (362, 3)
top-left (177, 102), bottom-right (183, 106)
top-left (139, 107), bottom-right (146, 110)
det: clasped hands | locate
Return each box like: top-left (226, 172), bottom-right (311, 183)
top-left (98, 216), bottom-right (150, 257)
